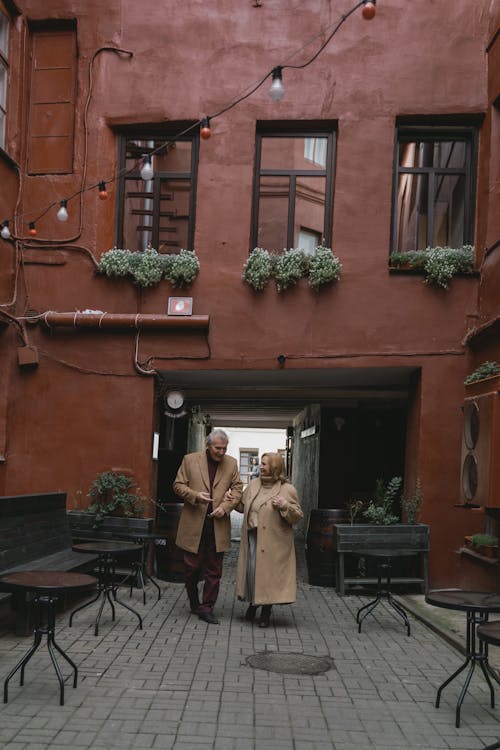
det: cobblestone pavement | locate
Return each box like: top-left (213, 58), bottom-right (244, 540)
top-left (0, 544), bottom-right (499, 750)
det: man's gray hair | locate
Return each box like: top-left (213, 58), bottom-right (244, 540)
top-left (206, 428), bottom-right (229, 445)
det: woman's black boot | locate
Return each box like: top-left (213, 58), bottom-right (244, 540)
top-left (245, 605), bottom-right (258, 622)
top-left (258, 605), bottom-right (272, 628)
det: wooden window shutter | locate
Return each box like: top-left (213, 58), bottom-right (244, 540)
top-left (27, 27), bottom-right (76, 174)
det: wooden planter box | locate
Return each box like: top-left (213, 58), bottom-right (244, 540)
top-left (332, 523), bottom-right (430, 595)
top-left (67, 510), bottom-right (153, 541)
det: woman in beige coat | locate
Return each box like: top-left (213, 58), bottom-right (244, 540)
top-left (234, 452), bottom-right (303, 628)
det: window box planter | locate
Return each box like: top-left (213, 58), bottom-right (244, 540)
top-left (332, 523), bottom-right (430, 595)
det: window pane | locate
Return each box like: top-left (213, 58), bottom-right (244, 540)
top-left (257, 175), bottom-right (290, 250)
top-left (0, 62), bottom-right (6, 108)
top-left (396, 172), bottom-right (429, 251)
top-left (399, 140), bottom-right (466, 169)
top-left (432, 174), bottom-right (466, 247)
top-left (304, 137), bottom-right (327, 167)
top-left (0, 12), bottom-right (8, 59)
top-left (262, 136), bottom-right (326, 171)
top-left (123, 177), bottom-right (153, 250)
top-left (294, 175), bottom-right (326, 247)
top-left (159, 179), bottom-right (190, 251)
top-left (298, 228), bottom-right (321, 255)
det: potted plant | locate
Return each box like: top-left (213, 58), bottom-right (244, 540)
top-left (274, 248), bottom-right (307, 292)
top-left (468, 533), bottom-right (499, 559)
top-left (243, 246), bottom-right (342, 292)
top-left (306, 246), bottom-right (342, 290)
top-left (242, 247), bottom-right (274, 291)
top-left (97, 247), bottom-right (200, 288)
top-left (390, 245), bottom-right (474, 289)
top-left (332, 476), bottom-right (430, 595)
top-left (464, 361), bottom-right (500, 399)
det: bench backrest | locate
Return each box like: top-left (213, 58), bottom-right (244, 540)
top-left (0, 492), bottom-right (70, 572)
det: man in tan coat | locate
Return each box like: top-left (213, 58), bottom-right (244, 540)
top-left (173, 429), bottom-right (243, 624)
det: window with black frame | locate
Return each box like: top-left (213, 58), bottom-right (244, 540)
top-left (0, 6), bottom-right (9, 150)
top-left (392, 124), bottom-right (477, 254)
top-left (116, 129), bottom-right (198, 252)
top-left (251, 126), bottom-right (336, 252)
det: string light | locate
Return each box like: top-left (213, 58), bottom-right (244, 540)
top-left (28, 222), bottom-right (37, 236)
top-left (1, 1), bottom-right (379, 232)
top-left (200, 117), bottom-right (211, 140)
top-left (269, 66), bottom-right (285, 101)
top-left (140, 155), bottom-right (154, 181)
top-left (57, 200), bottom-right (69, 222)
top-left (362, 0), bottom-right (376, 19)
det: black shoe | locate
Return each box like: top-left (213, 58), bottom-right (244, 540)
top-left (198, 611), bottom-right (219, 625)
top-left (245, 605), bottom-right (258, 622)
top-left (187, 589), bottom-right (200, 614)
top-left (258, 605), bottom-right (272, 628)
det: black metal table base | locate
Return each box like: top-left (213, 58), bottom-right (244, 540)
top-left (69, 553), bottom-right (143, 636)
top-left (434, 610), bottom-right (500, 728)
top-left (356, 562), bottom-right (411, 636)
top-left (120, 560), bottom-right (161, 606)
top-left (4, 594), bottom-right (77, 705)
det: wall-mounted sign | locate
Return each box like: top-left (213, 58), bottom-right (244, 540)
top-left (168, 297), bottom-right (193, 315)
top-left (300, 425), bottom-right (318, 439)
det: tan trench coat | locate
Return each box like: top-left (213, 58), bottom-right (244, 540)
top-left (173, 451), bottom-right (243, 554)
top-left (235, 478), bottom-right (303, 605)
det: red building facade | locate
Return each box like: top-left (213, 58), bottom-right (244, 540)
top-left (0, 0), bottom-right (499, 590)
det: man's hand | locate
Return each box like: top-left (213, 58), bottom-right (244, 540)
top-left (224, 489), bottom-right (233, 502)
top-left (196, 491), bottom-right (212, 504)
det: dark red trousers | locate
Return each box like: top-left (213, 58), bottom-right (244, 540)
top-left (184, 515), bottom-right (224, 614)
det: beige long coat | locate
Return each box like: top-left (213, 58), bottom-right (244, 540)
top-left (236, 478), bottom-right (303, 605)
top-left (173, 451), bottom-right (243, 554)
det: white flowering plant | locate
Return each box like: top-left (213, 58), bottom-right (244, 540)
top-left (274, 249), bottom-right (307, 292)
top-left (390, 245), bottom-right (474, 289)
top-left (243, 246), bottom-right (341, 292)
top-left (242, 247), bottom-right (274, 291)
top-left (98, 247), bottom-right (200, 288)
top-left (306, 246), bottom-right (342, 290)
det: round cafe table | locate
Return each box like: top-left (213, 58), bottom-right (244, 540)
top-left (477, 622), bottom-right (500, 750)
top-left (425, 589), bottom-right (500, 727)
top-left (69, 541), bottom-right (143, 635)
top-left (0, 570), bottom-right (97, 705)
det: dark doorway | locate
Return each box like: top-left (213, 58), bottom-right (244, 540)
top-left (318, 406), bottom-right (407, 509)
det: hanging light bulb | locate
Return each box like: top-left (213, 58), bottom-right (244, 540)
top-left (269, 66), bottom-right (285, 102)
top-left (57, 200), bottom-right (69, 222)
top-left (1, 220), bottom-right (10, 239)
top-left (200, 117), bottom-right (211, 140)
top-left (362, 0), bottom-right (376, 19)
top-left (98, 180), bottom-right (108, 200)
top-left (28, 222), bottom-right (37, 237)
top-left (140, 155), bottom-right (154, 181)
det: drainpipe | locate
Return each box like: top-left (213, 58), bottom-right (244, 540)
top-left (39, 312), bottom-right (209, 331)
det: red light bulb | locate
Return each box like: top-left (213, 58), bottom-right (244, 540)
top-left (98, 181), bottom-right (108, 200)
top-left (28, 222), bottom-right (37, 237)
top-left (362, 1), bottom-right (376, 19)
top-left (200, 117), bottom-right (211, 140)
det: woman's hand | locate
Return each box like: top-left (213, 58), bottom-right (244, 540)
top-left (210, 505), bottom-right (226, 518)
top-left (271, 495), bottom-right (287, 509)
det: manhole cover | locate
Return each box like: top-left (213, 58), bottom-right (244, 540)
top-left (246, 652), bottom-right (334, 675)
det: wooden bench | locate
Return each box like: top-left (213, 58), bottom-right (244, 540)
top-left (0, 492), bottom-right (100, 633)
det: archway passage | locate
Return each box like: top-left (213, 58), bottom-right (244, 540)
top-left (155, 366), bottom-right (415, 515)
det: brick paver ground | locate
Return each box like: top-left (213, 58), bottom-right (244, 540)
top-left (0, 544), bottom-right (499, 750)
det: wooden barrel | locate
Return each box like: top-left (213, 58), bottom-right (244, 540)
top-left (306, 508), bottom-right (349, 587)
top-left (154, 503), bottom-right (185, 582)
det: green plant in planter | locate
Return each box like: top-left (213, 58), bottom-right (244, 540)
top-left (363, 476), bottom-right (402, 525)
top-left (464, 361), bottom-right (500, 385)
top-left (390, 245), bottom-right (474, 289)
top-left (87, 471), bottom-right (145, 521)
top-left (97, 247), bottom-right (200, 288)
top-left (306, 246), bottom-right (342, 290)
top-left (164, 249), bottom-right (200, 287)
top-left (471, 533), bottom-right (498, 549)
top-left (274, 249), bottom-right (307, 292)
top-left (242, 247), bottom-right (274, 291)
